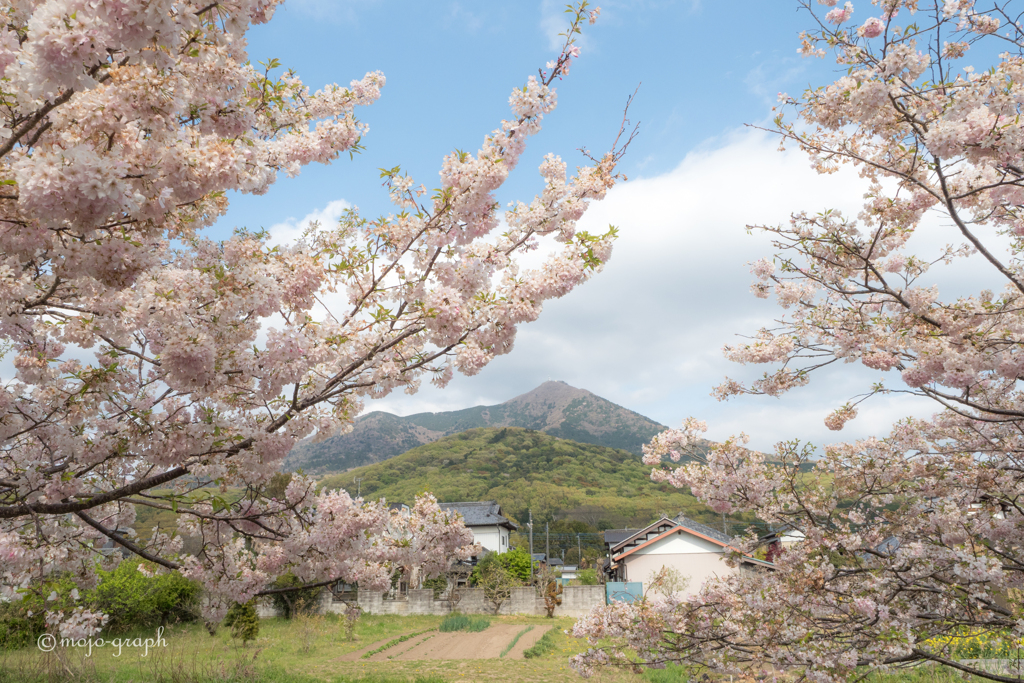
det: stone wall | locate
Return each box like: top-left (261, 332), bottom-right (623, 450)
top-left (256, 585), bottom-right (605, 619)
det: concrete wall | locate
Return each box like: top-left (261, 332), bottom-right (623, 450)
top-left (256, 584), bottom-right (606, 619)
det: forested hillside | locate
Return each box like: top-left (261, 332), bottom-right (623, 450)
top-left (317, 426), bottom-right (747, 531)
top-left (286, 381), bottom-right (667, 475)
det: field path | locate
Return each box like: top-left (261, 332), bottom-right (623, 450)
top-left (504, 625), bottom-right (552, 660)
top-left (393, 624), bottom-right (525, 660)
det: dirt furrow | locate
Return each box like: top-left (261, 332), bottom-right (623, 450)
top-left (505, 625), bottom-right (552, 660)
top-left (366, 631), bottom-right (436, 661)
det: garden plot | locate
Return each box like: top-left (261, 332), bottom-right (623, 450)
top-left (354, 624), bottom-right (555, 661)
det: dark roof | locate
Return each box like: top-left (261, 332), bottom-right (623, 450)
top-left (674, 515), bottom-right (731, 544)
top-left (603, 529), bottom-right (641, 546)
top-left (610, 518), bottom-right (680, 554)
top-left (438, 501), bottom-right (518, 530)
top-left (531, 553), bottom-right (547, 562)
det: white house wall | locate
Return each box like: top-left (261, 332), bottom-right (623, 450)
top-left (471, 525), bottom-right (501, 553)
top-left (620, 530), bottom-right (737, 599)
top-left (628, 530), bottom-right (723, 556)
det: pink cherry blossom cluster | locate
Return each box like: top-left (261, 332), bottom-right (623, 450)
top-left (572, 2), bottom-right (1024, 681)
top-left (0, 1), bottom-right (623, 632)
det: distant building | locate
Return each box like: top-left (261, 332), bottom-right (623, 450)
top-left (758, 526), bottom-right (806, 562)
top-left (603, 515), bottom-right (773, 598)
top-left (438, 501), bottom-right (517, 555)
top-left (603, 528), bottom-right (641, 552)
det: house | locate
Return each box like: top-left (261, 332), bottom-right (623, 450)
top-left (603, 515), bottom-right (773, 598)
top-left (438, 501), bottom-right (517, 555)
top-left (758, 526), bottom-right (806, 562)
top-left (603, 528), bottom-right (641, 553)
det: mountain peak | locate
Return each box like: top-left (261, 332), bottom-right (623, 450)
top-left (285, 382), bottom-right (667, 475)
top-left (509, 380), bottom-right (585, 401)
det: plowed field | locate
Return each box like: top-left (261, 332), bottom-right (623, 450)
top-left (350, 624), bottom-right (553, 661)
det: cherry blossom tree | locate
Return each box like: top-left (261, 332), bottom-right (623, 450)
top-left (572, 1), bottom-right (1024, 681)
top-left (0, 0), bottom-right (627, 637)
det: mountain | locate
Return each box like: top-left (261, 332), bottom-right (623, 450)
top-left (316, 427), bottom-right (742, 531)
top-left (284, 381), bottom-right (667, 475)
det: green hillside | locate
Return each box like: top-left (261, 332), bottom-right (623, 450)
top-left (285, 381), bottom-right (667, 475)
top-left (317, 426), bottom-right (749, 530)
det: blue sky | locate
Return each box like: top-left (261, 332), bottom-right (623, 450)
top-left (215, 0), bottom-right (953, 452)
top-left (224, 0), bottom-right (832, 228)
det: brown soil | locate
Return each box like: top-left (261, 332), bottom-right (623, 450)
top-left (337, 631), bottom-right (426, 662)
top-left (393, 624), bottom-right (527, 661)
top-left (503, 625), bottom-right (552, 660)
top-left (364, 631), bottom-right (436, 662)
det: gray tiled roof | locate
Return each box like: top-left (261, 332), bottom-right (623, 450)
top-left (438, 501), bottom-right (518, 530)
top-left (674, 514), bottom-right (732, 544)
top-left (603, 529), bottom-right (641, 546)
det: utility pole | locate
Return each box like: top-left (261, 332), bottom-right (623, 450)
top-left (354, 477), bottom-right (363, 498)
top-left (528, 510), bottom-right (534, 585)
top-left (577, 534), bottom-right (582, 566)
top-left (545, 522), bottom-right (549, 562)
top-left (721, 510), bottom-right (727, 536)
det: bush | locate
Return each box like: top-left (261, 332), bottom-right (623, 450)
top-left (422, 575), bottom-right (447, 599)
top-left (224, 600), bottom-right (260, 644)
top-left (0, 562), bottom-right (200, 649)
top-left (91, 561), bottom-right (200, 633)
top-left (577, 568), bottom-right (599, 585)
top-left (469, 547), bottom-right (531, 585)
top-left (268, 572), bottom-right (323, 619)
top-left (0, 574), bottom-right (79, 649)
top-left (438, 613), bottom-right (490, 632)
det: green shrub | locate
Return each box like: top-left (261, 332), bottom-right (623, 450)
top-left (577, 568), bottom-right (599, 585)
top-left (422, 576), bottom-right (447, 599)
top-left (438, 613), bottom-right (490, 632)
top-left (91, 561), bottom-right (200, 633)
top-left (0, 563), bottom-right (200, 649)
top-left (224, 600), bottom-right (259, 644)
top-left (0, 574), bottom-right (79, 649)
top-left (268, 572), bottom-right (323, 619)
top-left (523, 627), bottom-right (559, 658)
top-left (469, 547), bottom-right (531, 585)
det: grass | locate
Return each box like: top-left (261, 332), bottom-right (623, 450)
top-left (0, 614), bottom-right (610, 683)
top-left (437, 614), bottom-right (490, 633)
top-left (642, 663), bottom-right (693, 682)
top-left (7, 613), bottom-right (1005, 683)
top-left (523, 627), bottom-right (559, 659)
top-left (500, 626), bottom-right (534, 659)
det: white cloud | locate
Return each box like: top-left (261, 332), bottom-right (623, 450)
top-left (267, 199), bottom-right (351, 248)
top-left (364, 126), bottom-right (970, 452)
top-left (540, 0), bottom-right (589, 51)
